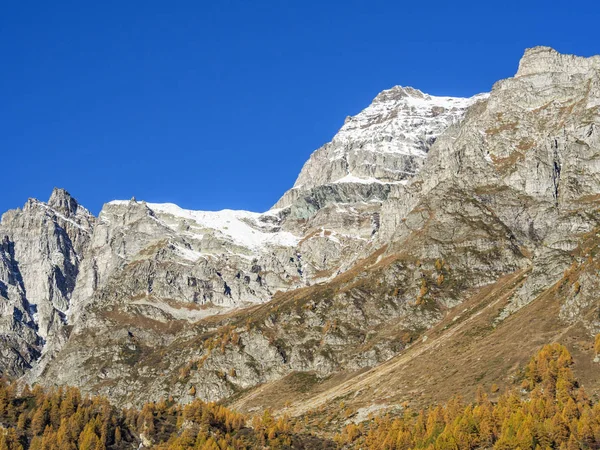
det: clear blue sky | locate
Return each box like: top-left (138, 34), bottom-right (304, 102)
top-left (2, 1), bottom-right (599, 215)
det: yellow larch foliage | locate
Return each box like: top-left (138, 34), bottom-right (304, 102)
top-left (337, 342), bottom-right (600, 450)
top-left (0, 341), bottom-right (598, 450)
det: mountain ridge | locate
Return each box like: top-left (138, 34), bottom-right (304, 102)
top-left (1, 47), bottom-right (599, 426)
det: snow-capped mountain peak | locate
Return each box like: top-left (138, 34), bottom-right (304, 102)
top-left (274, 86), bottom-right (487, 209)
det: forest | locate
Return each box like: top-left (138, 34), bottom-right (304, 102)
top-left (0, 341), bottom-right (599, 449)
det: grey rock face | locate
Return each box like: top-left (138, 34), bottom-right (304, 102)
top-left (274, 86), bottom-right (486, 213)
top-left (0, 235), bottom-right (40, 376)
top-left (0, 189), bottom-right (94, 375)
top-left (515, 46), bottom-right (600, 78)
top-left (407, 46), bottom-right (600, 314)
top-left (68, 199), bottom-right (304, 320)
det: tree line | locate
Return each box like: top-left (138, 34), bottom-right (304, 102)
top-left (0, 340), bottom-right (599, 449)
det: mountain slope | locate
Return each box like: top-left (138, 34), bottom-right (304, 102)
top-left (229, 45), bottom-right (600, 418)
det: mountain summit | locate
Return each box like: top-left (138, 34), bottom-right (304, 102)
top-left (516, 45), bottom-right (600, 77)
top-left (273, 86), bottom-right (486, 211)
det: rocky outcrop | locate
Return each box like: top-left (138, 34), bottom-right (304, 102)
top-left (0, 188), bottom-right (94, 375)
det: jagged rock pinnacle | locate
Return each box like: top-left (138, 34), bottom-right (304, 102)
top-left (48, 187), bottom-right (79, 217)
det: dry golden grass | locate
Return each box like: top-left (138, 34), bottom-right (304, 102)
top-left (485, 121), bottom-right (518, 135)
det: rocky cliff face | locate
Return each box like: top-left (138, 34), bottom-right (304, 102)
top-left (0, 189), bottom-right (94, 375)
top-left (273, 86), bottom-right (485, 218)
top-left (380, 45), bottom-right (600, 313)
top-left (2, 47), bottom-right (600, 415)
